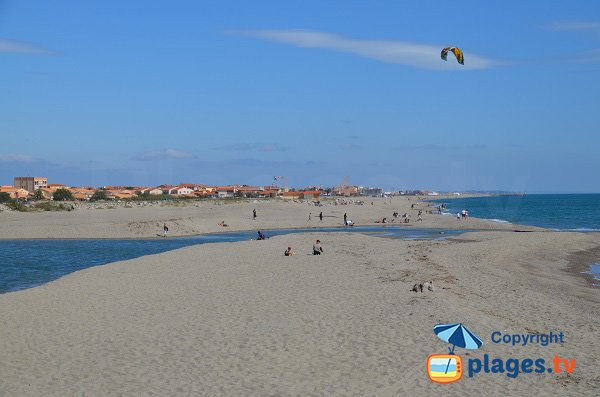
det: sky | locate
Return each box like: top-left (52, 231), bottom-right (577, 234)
top-left (1, 1), bottom-right (599, 192)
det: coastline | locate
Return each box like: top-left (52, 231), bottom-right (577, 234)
top-left (1, 229), bottom-right (598, 395)
top-left (566, 245), bottom-right (600, 287)
top-left (0, 196), bottom-right (542, 240)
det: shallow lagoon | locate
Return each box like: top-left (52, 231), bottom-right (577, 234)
top-left (0, 226), bottom-right (468, 294)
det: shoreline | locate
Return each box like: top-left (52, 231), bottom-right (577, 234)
top-left (0, 196), bottom-right (544, 240)
top-left (1, 229), bottom-right (599, 395)
top-left (0, 223), bottom-right (548, 241)
top-left (566, 244), bottom-right (600, 287)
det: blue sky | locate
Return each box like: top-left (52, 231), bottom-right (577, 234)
top-left (1, 1), bottom-right (599, 192)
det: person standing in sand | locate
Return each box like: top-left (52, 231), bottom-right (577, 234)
top-left (253, 209), bottom-right (257, 220)
top-left (319, 212), bottom-right (323, 222)
top-left (343, 213), bottom-right (347, 224)
top-left (308, 212), bottom-right (312, 222)
top-left (163, 223), bottom-right (169, 237)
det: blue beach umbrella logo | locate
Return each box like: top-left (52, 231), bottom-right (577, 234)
top-left (434, 323), bottom-right (483, 354)
top-left (427, 323), bottom-right (483, 382)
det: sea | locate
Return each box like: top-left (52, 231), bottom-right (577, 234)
top-left (0, 226), bottom-right (467, 294)
top-left (431, 194), bottom-right (600, 231)
top-left (431, 194), bottom-right (600, 284)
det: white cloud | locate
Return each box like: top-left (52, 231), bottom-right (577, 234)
top-left (134, 149), bottom-right (194, 161)
top-left (0, 154), bottom-right (35, 163)
top-left (215, 143), bottom-right (291, 152)
top-left (238, 29), bottom-right (498, 70)
top-left (0, 39), bottom-right (54, 55)
top-left (550, 21), bottom-right (600, 33)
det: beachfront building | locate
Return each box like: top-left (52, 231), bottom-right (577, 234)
top-left (14, 177), bottom-right (48, 192)
top-left (0, 186), bottom-right (30, 199)
top-left (48, 183), bottom-right (69, 190)
top-left (261, 189), bottom-right (279, 198)
top-left (171, 187), bottom-right (194, 196)
top-left (281, 191), bottom-right (301, 200)
top-left (237, 186), bottom-right (264, 198)
top-left (301, 191), bottom-right (321, 200)
top-left (333, 185), bottom-right (361, 196)
top-left (216, 186), bottom-right (236, 198)
top-left (71, 188), bottom-right (95, 201)
top-left (361, 187), bottom-right (384, 197)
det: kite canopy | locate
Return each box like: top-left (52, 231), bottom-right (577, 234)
top-left (441, 47), bottom-right (464, 65)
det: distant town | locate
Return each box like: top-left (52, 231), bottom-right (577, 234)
top-left (0, 176), bottom-right (457, 203)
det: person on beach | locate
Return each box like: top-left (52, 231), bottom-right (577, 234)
top-left (218, 220), bottom-right (229, 227)
top-left (343, 213), bottom-right (347, 224)
top-left (257, 230), bottom-right (266, 240)
top-left (308, 212), bottom-right (312, 222)
top-left (457, 212), bottom-right (461, 220)
top-left (319, 212), bottom-right (323, 222)
top-left (163, 224), bottom-right (169, 237)
top-left (253, 209), bottom-right (257, 220)
top-left (284, 246), bottom-right (294, 256)
top-left (313, 240), bottom-right (324, 255)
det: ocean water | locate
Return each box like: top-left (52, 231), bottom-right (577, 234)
top-left (590, 264), bottom-right (600, 286)
top-left (432, 194), bottom-right (600, 231)
top-left (0, 226), bottom-right (468, 294)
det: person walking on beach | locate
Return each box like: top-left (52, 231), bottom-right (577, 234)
top-left (253, 209), bottom-right (257, 220)
top-left (163, 223), bottom-right (169, 237)
top-left (456, 212), bottom-right (461, 221)
top-left (319, 212), bottom-right (323, 222)
top-left (308, 212), bottom-right (312, 222)
top-left (343, 213), bottom-right (347, 224)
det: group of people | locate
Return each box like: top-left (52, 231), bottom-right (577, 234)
top-left (284, 240), bottom-right (324, 256)
top-left (307, 211), bottom-right (325, 222)
top-left (456, 209), bottom-right (469, 220)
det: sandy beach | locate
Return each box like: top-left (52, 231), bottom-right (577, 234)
top-left (0, 196), bottom-right (540, 239)
top-left (0, 199), bottom-right (598, 396)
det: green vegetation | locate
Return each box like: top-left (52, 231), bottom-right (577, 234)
top-left (52, 188), bottom-right (74, 201)
top-left (31, 202), bottom-right (71, 211)
top-left (5, 201), bottom-right (26, 211)
top-left (91, 189), bottom-right (108, 201)
top-left (33, 189), bottom-right (45, 200)
top-left (5, 201), bottom-right (71, 212)
top-left (0, 192), bottom-right (11, 203)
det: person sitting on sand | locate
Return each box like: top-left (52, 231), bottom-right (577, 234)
top-left (313, 240), bottom-right (324, 255)
top-left (218, 220), bottom-right (229, 227)
top-left (284, 246), bottom-right (294, 256)
top-left (257, 230), bottom-right (266, 240)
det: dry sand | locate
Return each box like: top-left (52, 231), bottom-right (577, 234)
top-left (0, 198), bottom-right (598, 395)
top-left (0, 196), bottom-right (539, 239)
